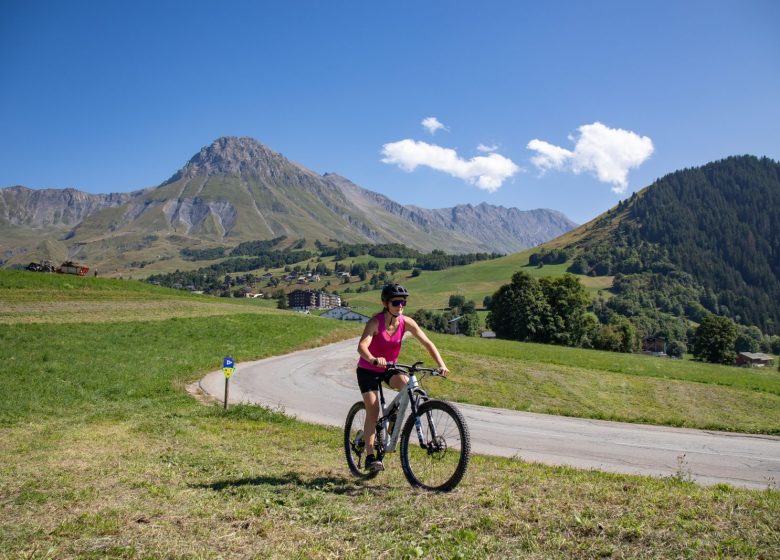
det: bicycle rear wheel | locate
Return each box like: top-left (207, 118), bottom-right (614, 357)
top-left (399, 400), bottom-right (470, 491)
top-left (344, 401), bottom-right (379, 480)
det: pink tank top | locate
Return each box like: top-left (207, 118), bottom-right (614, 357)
top-left (357, 313), bottom-right (406, 372)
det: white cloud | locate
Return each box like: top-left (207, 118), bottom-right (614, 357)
top-left (477, 143), bottom-right (499, 153)
top-left (381, 139), bottom-right (520, 192)
top-left (421, 117), bottom-right (447, 135)
top-left (527, 139), bottom-right (573, 170)
top-left (527, 122), bottom-right (654, 193)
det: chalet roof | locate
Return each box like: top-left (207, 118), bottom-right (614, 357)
top-left (738, 352), bottom-right (774, 360)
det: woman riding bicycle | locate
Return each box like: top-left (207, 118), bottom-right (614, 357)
top-left (356, 283), bottom-right (450, 472)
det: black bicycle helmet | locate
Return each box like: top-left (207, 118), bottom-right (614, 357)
top-left (381, 283), bottom-right (409, 301)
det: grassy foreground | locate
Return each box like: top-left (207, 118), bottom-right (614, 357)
top-left (1, 271), bottom-right (779, 558)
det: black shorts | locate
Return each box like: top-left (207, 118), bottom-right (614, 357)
top-left (356, 366), bottom-right (395, 394)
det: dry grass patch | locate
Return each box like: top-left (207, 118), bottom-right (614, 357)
top-left (579, 275), bottom-right (614, 290)
top-left (0, 299), bottom-right (279, 324)
top-left (2, 407), bottom-right (778, 559)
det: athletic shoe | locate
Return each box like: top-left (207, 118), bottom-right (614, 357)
top-left (365, 455), bottom-right (385, 472)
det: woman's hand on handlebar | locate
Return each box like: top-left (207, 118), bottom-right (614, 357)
top-left (372, 356), bottom-right (388, 368)
top-left (436, 365), bottom-right (450, 377)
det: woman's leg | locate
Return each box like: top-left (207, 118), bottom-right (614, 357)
top-left (362, 389), bottom-right (380, 457)
top-left (388, 373), bottom-right (409, 391)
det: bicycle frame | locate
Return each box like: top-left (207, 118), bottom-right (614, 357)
top-left (376, 367), bottom-right (439, 454)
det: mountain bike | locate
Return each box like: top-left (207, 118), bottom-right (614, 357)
top-left (344, 362), bottom-right (470, 492)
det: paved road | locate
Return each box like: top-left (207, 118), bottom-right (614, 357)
top-left (200, 337), bottom-right (780, 489)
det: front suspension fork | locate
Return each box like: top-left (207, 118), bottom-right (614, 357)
top-left (408, 389), bottom-right (439, 450)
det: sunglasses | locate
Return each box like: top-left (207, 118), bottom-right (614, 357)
top-left (389, 300), bottom-right (407, 307)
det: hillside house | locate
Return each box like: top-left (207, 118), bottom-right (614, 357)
top-left (320, 307), bottom-right (370, 323)
top-left (642, 336), bottom-right (667, 356)
top-left (735, 352), bottom-right (774, 368)
top-left (236, 286), bottom-right (263, 298)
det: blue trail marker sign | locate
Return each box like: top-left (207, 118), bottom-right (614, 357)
top-left (223, 356), bottom-right (235, 378)
top-left (222, 355), bottom-right (235, 409)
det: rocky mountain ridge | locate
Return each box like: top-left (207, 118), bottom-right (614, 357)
top-left (0, 186), bottom-right (136, 229)
top-left (323, 172), bottom-right (571, 252)
top-left (0, 136), bottom-right (577, 271)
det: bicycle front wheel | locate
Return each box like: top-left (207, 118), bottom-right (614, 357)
top-left (344, 401), bottom-right (379, 480)
top-left (399, 400), bottom-right (470, 491)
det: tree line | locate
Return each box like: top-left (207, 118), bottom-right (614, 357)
top-left (146, 249), bottom-right (313, 292)
top-left (148, 238), bottom-right (499, 295)
top-left (315, 241), bottom-right (422, 260)
top-left (485, 270), bottom-right (780, 363)
top-left (180, 235), bottom-right (289, 260)
top-left (411, 295), bottom-right (481, 337)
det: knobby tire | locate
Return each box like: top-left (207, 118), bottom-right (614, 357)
top-left (399, 399), bottom-right (470, 492)
top-left (344, 401), bottom-right (379, 480)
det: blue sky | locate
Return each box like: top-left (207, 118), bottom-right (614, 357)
top-left (1, 0), bottom-right (778, 224)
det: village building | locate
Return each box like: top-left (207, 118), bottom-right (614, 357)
top-left (287, 289), bottom-right (341, 310)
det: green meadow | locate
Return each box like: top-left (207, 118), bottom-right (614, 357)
top-left (1, 270), bottom-right (778, 559)
top-left (130, 247), bottom-right (612, 315)
top-left (295, 249), bottom-right (612, 314)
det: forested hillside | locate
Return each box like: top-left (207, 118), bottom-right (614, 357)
top-left (631, 156), bottom-right (779, 329)
top-left (567, 155), bottom-right (779, 334)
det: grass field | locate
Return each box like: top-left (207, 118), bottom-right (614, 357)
top-left (1, 270), bottom-right (778, 558)
top-left (125, 247), bottom-right (612, 315)
top-left (330, 250), bottom-right (613, 314)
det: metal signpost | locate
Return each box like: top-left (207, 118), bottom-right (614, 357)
top-left (222, 355), bottom-right (235, 410)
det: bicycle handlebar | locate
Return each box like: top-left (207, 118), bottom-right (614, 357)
top-left (386, 361), bottom-right (446, 377)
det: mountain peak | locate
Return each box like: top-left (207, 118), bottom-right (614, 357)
top-left (165, 136), bottom-right (289, 183)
